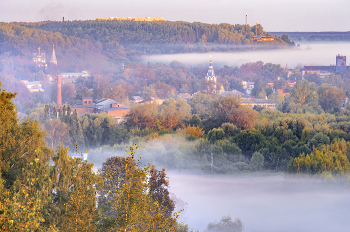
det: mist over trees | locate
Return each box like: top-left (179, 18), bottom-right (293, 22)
top-left (0, 83), bottom-right (185, 231)
top-left (2, 18), bottom-right (350, 231)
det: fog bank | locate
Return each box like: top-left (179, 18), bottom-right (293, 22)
top-left (167, 173), bottom-right (350, 232)
top-left (143, 43), bottom-right (350, 69)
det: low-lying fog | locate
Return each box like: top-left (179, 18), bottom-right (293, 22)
top-left (143, 43), bottom-right (350, 68)
top-left (167, 173), bottom-right (350, 232)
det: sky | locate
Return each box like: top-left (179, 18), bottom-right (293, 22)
top-left (1, 0), bottom-right (350, 31)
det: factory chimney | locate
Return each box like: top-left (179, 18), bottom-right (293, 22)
top-left (63, 17), bottom-right (64, 22)
top-left (57, 75), bottom-right (62, 107)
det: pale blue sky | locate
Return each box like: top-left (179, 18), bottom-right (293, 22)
top-left (1, 0), bottom-right (349, 31)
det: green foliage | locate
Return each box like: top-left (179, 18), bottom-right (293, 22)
top-left (205, 216), bottom-right (243, 232)
top-left (98, 145), bottom-right (179, 231)
top-left (46, 145), bottom-right (101, 231)
top-left (289, 80), bottom-right (321, 113)
top-left (317, 84), bottom-right (346, 112)
top-left (208, 128), bottom-right (225, 143)
top-left (251, 152), bottom-right (264, 171)
top-left (288, 139), bottom-right (350, 176)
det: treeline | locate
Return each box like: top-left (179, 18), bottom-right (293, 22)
top-left (26, 84), bottom-right (350, 176)
top-left (20, 20), bottom-right (287, 49)
top-left (0, 20), bottom-right (289, 80)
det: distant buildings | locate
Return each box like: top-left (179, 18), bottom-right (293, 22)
top-left (241, 98), bottom-right (277, 110)
top-left (33, 47), bottom-right (47, 69)
top-left (59, 71), bottom-right (90, 83)
top-left (220, 89), bottom-right (250, 100)
top-left (21, 80), bottom-right (44, 92)
top-left (131, 96), bottom-right (166, 105)
top-left (252, 35), bottom-right (274, 42)
top-left (303, 54), bottom-right (349, 76)
top-left (242, 81), bottom-right (254, 95)
top-left (72, 97), bottom-right (130, 123)
top-left (96, 17), bottom-right (164, 22)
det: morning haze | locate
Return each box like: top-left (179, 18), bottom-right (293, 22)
top-left (1, 1), bottom-right (350, 232)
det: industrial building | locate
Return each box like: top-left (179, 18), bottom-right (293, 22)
top-left (303, 54), bottom-right (349, 76)
top-left (72, 97), bottom-right (130, 123)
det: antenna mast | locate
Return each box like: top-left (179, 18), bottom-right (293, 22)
top-left (245, 13), bottom-right (248, 35)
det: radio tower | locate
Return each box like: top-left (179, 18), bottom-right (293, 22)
top-left (245, 13), bottom-right (248, 35)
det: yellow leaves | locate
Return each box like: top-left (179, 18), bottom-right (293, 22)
top-left (184, 125), bottom-right (204, 138)
top-left (289, 139), bottom-right (350, 176)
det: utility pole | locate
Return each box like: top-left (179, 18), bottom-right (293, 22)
top-left (211, 153), bottom-right (213, 173)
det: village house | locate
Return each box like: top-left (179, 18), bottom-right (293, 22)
top-left (72, 97), bottom-right (130, 123)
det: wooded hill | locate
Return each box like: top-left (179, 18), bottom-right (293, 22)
top-left (15, 20), bottom-right (288, 56)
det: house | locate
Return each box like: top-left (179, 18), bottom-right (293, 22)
top-left (131, 96), bottom-right (145, 103)
top-left (242, 81), bottom-right (254, 95)
top-left (287, 80), bottom-right (296, 87)
top-left (220, 89), bottom-right (251, 100)
top-left (72, 97), bottom-right (130, 122)
top-left (21, 80), bottom-right (44, 92)
top-left (241, 98), bottom-right (277, 110)
top-left (276, 88), bottom-right (291, 98)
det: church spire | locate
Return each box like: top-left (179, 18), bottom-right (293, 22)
top-left (50, 45), bottom-right (57, 65)
top-left (205, 56), bottom-right (216, 82)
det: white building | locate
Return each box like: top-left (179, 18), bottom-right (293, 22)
top-left (21, 80), bottom-right (44, 92)
top-left (242, 81), bottom-right (254, 95)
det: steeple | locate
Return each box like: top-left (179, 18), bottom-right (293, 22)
top-left (205, 56), bottom-right (216, 82)
top-left (50, 45), bottom-right (57, 65)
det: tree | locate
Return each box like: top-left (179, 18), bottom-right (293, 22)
top-left (251, 24), bottom-right (264, 35)
top-left (208, 128), bottom-right (225, 143)
top-left (0, 83), bottom-right (53, 230)
top-left (124, 103), bottom-right (158, 130)
top-left (289, 80), bottom-right (319, 113)
top-left (189, 93), bottom-right (212, 119)
top-left (228, 106), bottom-right (258, 130)
top-left (317, 84), bottom-right (346, 111)
top-left (251, 152), bottom-right (264, 171)
top-left (98, 145), bottom-right (179, 231)
top-left (205, 216), bottom-right (243, 232)
top-left (44, 119), bottom-right (71, 148)
top-left (45, 145), bottom-right (101, 231)
top-left (199, 79), bottom-right (216, 95)
top-left (281, 34), bottom-right (291, 43)
top-left (0, 83), bottom-right (102, 231)
top-left (261, 63), bottom-right (286, 81)
top-left (288, 139), bottom-right (350, 176)
top-left (69, 109), bottom-right (84, 147)
top-left (149, 166), bottom-right (175, 217)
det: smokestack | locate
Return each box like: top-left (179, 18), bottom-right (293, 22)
top-left (57, 75), bottom-right (62, 107)
top-left (63, 17), bottom-right (64, 22)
